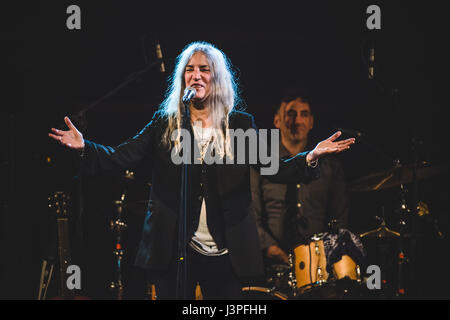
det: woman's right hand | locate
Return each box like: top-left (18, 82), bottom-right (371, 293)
top-left (48, 116), bottom-right (85, 150)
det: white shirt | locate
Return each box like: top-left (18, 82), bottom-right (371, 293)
top-left (190, 124), bottom-right (228, 256)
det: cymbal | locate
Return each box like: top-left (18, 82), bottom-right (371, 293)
top-left (349, 161), bottom-right (448, 192)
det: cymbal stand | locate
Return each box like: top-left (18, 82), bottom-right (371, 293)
top-left (109, 192), bottom-right (128, 300)
top-left (361, 211), bottom-right (401, 239)
top-left (396, 184), bottom-right (410, 297)
top-left (407, 136), bottom-right (421, 297)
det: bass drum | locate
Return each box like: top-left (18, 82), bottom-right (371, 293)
top-left (241, 287), bottom-right (288, 300)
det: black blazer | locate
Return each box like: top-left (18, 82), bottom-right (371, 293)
top-left (79, 110), bottom-right (318, 277)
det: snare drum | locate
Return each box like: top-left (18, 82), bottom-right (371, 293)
top-left (293, 234), bottom-right (360, 294)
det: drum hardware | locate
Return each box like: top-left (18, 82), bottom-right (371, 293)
top-left (359, 206), bottom-right (401, 295)
top-left (110, 217), bottom-right (128, 233)
top-left (287, 254), bottom-right (297, 297)
top-left (360, 208), bottom-right (400, 239)
top-left (311, 233), bottom-right (327, 286)
top-left (109, 191), bottom-right (128, 300)
top-left (264, 263), bottom-right (294, 298)
top-left (241, 286), bottom-right (288, 300)
top-left (358, 184), bottom-right (418, 297)
top-left (396, 184), bottom-right (410, 296)
top-left (106, 169), bottom-right (151, 299)
top-left (314, 239), bottom-right (326, 286)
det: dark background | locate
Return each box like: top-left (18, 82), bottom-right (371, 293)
top-left (1, 1), bottom-right (449, 299)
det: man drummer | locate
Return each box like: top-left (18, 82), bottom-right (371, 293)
top-left (251, 84), bottom-right (350, 266)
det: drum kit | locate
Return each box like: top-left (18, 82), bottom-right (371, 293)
top-left (243, 233), bottom-right (364, 300)
top-left (243, 160), bottom-right (448, 300)
top-left (104, 170), bottom-right (368, 300)
top-left (88, 157), bottom-right (447, 300)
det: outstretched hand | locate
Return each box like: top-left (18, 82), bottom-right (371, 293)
top-left (307, 131), bottom-right (355, 163)
top-left (48, 116), bottom-right (85, 150)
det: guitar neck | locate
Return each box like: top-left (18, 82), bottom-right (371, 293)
top-left (57, 216), bottom-right (73, 297)
top-left (50, 191), bottom-right (74, 298)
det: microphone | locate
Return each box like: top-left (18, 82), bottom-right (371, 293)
top-left (156, 42), bottom-right (165, 73)
top-left (182, 87), bottom-right (197, 105)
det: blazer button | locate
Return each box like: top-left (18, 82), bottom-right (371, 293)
top-left (198, 196), bottom-right (202, 201)
top-left (297, 203), bottom-right (302, 208)
top-left (296, 184), bottom-right (301, 189)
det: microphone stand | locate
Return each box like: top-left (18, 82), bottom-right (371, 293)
top-left (176, 101), bottom-right (190, 300)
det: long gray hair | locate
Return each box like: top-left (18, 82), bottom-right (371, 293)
top-left (158, 41), bottom-right (241, 159)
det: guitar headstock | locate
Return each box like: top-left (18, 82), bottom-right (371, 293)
top-left (48, 191), bottom-right (70, 218)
